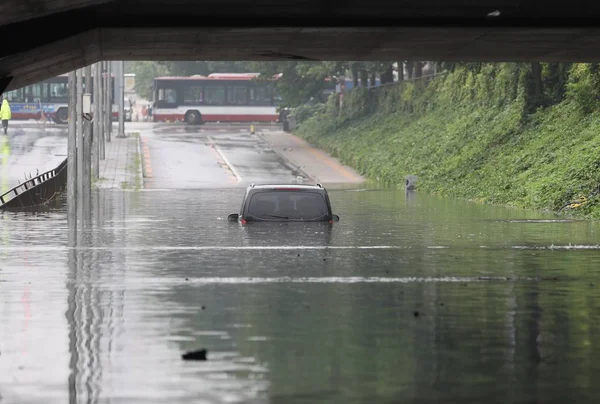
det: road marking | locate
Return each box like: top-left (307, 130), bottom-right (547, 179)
top-left (207, 136), bottom-right (242, 182)
top-left (2, 244), bottom-right (600, 251)
top-left (206, 139), bottom-right (238, 183)
top-left (161, 276), bottom-right (553, 284)
top-left (208, 146), bottom-right (238, 184)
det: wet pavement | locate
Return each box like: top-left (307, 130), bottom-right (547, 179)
top-left (2, 123), bottom-right (600, 403)
top-left (139, 123), bottom-right (317, 189)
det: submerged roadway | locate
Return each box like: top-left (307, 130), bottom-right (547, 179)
top-left (2, 121), bottom-right (600, 404)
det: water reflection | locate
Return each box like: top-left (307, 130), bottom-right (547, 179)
top-left (1, 187), bottom-right (600, 403)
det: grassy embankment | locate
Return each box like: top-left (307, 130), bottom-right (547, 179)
top-left (295, 63), bottom-right (600, 218)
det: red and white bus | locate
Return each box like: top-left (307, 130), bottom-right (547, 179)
top-left (3, 73), bottom-right (118, 124)
top-left (152, 73), bottom-right (283, 124)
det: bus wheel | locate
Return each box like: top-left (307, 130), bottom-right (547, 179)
top-left (56, 108), bottom-right (68, 124)
top-left (185, 110), bottom-right (201, 125)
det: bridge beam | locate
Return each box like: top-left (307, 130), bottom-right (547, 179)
top-left (0, 76), bottom-right (13, 95)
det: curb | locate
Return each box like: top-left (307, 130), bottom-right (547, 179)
top-left (135, 133), bottom-right (145, 189)
top-left (139, 134), bottom-right (153, 179)
top-left (256, 131), bottom-right (317, 183)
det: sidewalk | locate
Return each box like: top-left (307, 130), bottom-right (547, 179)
top-left (258, 130), bottom-right (365, 184)
top-left (96, 132), bottom-right (143, 190)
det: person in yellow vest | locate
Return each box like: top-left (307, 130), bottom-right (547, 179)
top-left (0, 98), bottom-right (12, 135)
top-left (0, 96), bottom-right (12, 134)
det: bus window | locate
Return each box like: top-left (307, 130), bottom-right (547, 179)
top-left (205, 85), bottom-right (226, 105)
top-left (184, 85), bottom-right (203, 105)
top-left (157, 87), bottom-right (178, 107)
top-left (49, 82), bottom-right (68, 102)
top-left (249, 86), bottom-right (271, 106)
top-left (227, 86), bottom-right (248, 105)
top-left (23, 83), bottom-right (44, 103)
top-left (4, 89), bottom-right (22, 102)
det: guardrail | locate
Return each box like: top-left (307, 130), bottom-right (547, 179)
top-left (0, 157), bottom-right (68, 210)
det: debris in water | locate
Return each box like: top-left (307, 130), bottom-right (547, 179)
top-left (182, 349), bottom-right (207, 361)
top-left (413, 311), bottom-right (420, 317)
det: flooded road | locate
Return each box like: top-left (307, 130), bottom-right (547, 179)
top-left (0, 125), bottom-right (67, 195)
top-left (2, 185), bottom-right (600, 403)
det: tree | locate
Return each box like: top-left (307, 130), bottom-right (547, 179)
top-left (396, 62), bottom-right (404, 81)
top-left (543, 63), bottom-right (571, 105)
top-left (250, 61), bottom-right (347, 106)
top-left (128, 61), bottom-right (171, 101)
top-left (405, 61), bottom-right (414, 79)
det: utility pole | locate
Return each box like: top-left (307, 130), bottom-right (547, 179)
top-left (92, 62), bottom-right (100, 177)
top-left (76, 68), bottom-right (84, 211)
top-left (84, 65), bottom-right (92, 195)
top-left (67, 71), bottom-right (77, 223)
top-left (117, 60), bottom-right (125, 138)
top-left (106, 61), bottom-right (112, 143)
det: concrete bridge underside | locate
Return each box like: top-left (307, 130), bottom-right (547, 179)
top-left (2, 1), bottom-right (600, 92)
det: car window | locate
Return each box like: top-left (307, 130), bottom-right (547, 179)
top-left (247, 191), bottom-right (328, 219)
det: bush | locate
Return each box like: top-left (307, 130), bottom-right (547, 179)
top-left (566, 64), bottom-right (600, 115)
top-left (292, 103), bottom-right (327, 124)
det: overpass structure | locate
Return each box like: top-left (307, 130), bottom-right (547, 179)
top-left (1, 1), bottom-right (600, 92)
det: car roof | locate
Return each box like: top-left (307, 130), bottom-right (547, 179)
top-left (247, 184), bottom-right (325, 190)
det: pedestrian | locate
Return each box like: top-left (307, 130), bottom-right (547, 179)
top-left (0, 97), bottom-right (11, 135)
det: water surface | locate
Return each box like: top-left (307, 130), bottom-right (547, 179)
top-left (1, 186), bottom-right (600, 403)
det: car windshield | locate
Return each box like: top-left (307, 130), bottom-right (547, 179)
top-left (247, 190), bottom-right (328, 220)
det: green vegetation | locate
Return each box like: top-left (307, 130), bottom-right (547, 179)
top-left (295, 62), bottom-right (600, 219)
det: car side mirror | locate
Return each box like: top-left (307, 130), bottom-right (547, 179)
top-left (332, 214), bottom-right (340, 222)
top-left (227, 214), bottom-right (239, 222)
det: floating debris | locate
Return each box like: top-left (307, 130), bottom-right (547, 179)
top-left (182, 349), bottom-right (207, 361)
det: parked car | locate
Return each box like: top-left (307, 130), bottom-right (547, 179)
top-left (228, 183), bottom-right (340, 224)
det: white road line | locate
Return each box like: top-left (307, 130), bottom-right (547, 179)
top-left (0, 244), bottom-right (598, 251)
top-left (0, 245), bottom-right (423, 251)
top-left (152, 276), bottom-right (549, 284)
top-left (207, 136), bottom-right (242, 182)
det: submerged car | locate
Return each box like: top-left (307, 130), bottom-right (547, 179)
top-left (228, 183), bottom-right (340, 223)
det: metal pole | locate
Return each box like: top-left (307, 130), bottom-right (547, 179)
top-left (92, 62), bottom-right (100, 177)
top-left (106, 61), bottom-right (112, 142)
top-left (99, 62), bottom-right (105, 160)
top-left (117, 60), bottom-right (125, 138)
top-left (67, 71), bottom-right (77, 222)
top-left (84, 65), bottom-right (92, 196)
top-left (76, 68), bottom-right (84, 214)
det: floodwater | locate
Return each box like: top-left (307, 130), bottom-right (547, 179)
top-left (2, 186), bottom-right (600, 403)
